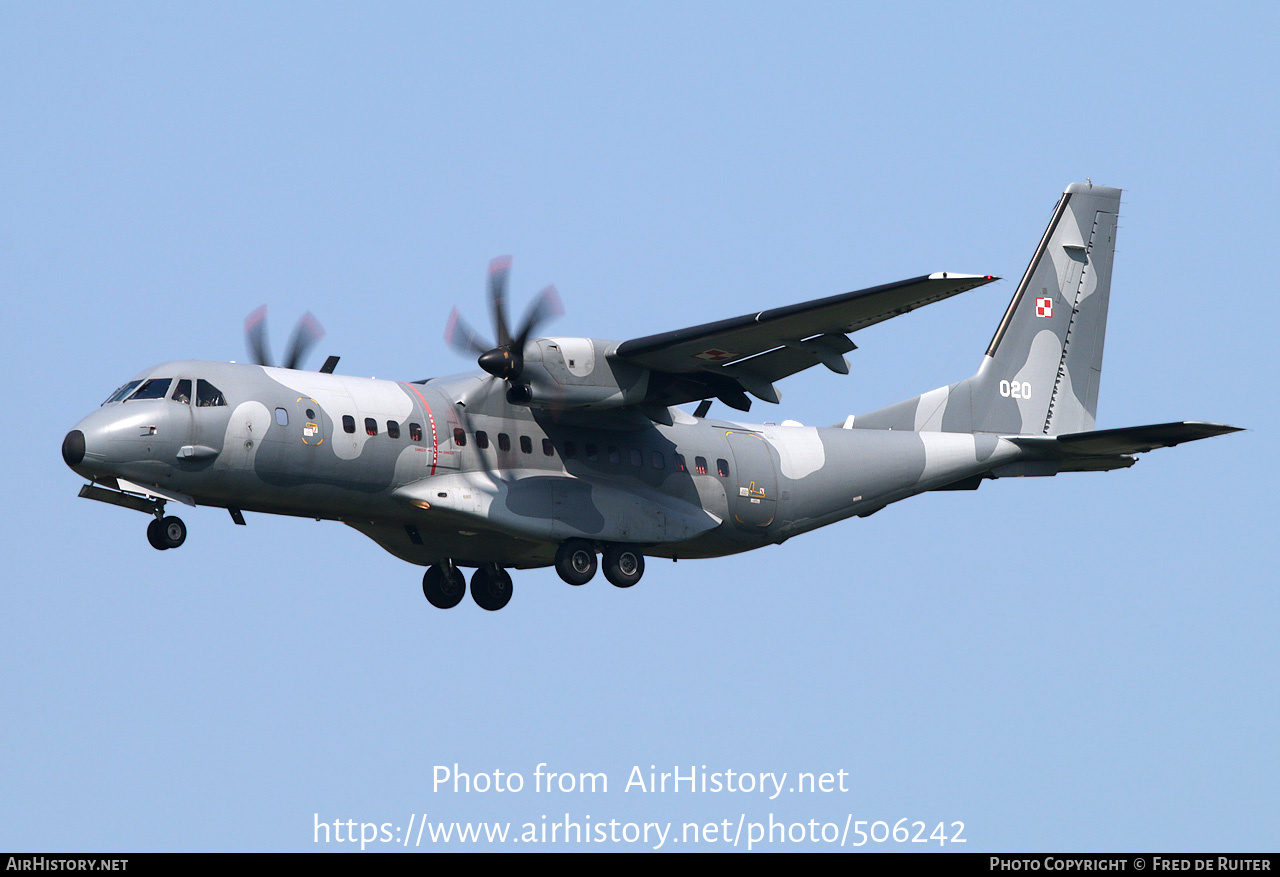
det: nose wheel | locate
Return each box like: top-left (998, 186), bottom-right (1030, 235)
top-left (146, 515), bottom-right (187, 550)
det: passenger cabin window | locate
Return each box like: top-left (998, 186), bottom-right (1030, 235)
top-left (563, 441), bottom-right (576, 459)
top-left (387, 420), bottom-right (401, 439)
top-left (130, 378), bottom-right (172, 401)
top-left (695, 456), bottom-right (708, 475)
top-left (476, 431), bottom-right (489, 449)
top-left (365, 418), bottom-right (378, 437)
top-left (343, 415), bottom-right (356, 434)
top-left (717, 458), bottom-right (730, 477)
top-left (586, 443), bottom-right (599, 462)
top-left (275, 408), bottom-right (289, 426)
top-left (630, 449), bottom-right (642, 467)
top-left (674, 454), bottom-right (687, 473)
top-left (520, 435), bottom-right (532, 454)
top-left (498, 433), bottom-right (510, 452)
top-left (103, 380), bottom-right (142, 405)
top-left (542, 438), bottom-right (554, 457)
top-left (409, 423), bottom-right (422, 442)
top-left (196, 380), bottom-right (226, 407)
top-left (172, 380), bottom-right (192, 405)
top-left (652, 451), bottom-right (664, 469)
top-left (607, 445), bottom-right (620, 464)
top-left (454, 428), bottom-right (466, 447)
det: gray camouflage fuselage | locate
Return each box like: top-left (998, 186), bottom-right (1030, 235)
top-left (67, 358), bottom-right (1029, 569)
top-left (63, 183), bottom-right (1239, 584)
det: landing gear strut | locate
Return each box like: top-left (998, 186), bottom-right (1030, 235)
top-left (554, 539), bottom-right (597, 586)
top-left (470, 564), bottom-right (513, 611)
top-left (146, 515), bottom-right (187, 550)
top-left (422, 562), bottom-right (467, 609)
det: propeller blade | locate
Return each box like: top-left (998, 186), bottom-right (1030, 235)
top-left (445, 307), bottom-right (494, 357)
top-left (488, 255), bottom-right (513, 348)
top-left (513, 284), bottom-right (564, 351)
top-left (446, 259), bottom-right (566, 397)
top-left (283, 312), bottom-right (325, 370)
top-left (245, 305), bottom-right (273, 367)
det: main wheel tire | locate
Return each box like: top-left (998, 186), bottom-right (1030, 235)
top-left (160, 516), bottom-right (187, 549)
top-left (555, 539), bottom-right (597, 586)
top-left (146, 518), bottom-right (169, 550)
top-left (422, 564), bottom-right (466, 609)
top-left (470, 565), bottom-right (513, 611)
top-left (602, 544), bottom-right (644, 588)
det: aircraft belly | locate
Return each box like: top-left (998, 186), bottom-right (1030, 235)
top-left (396, 471), bottom-right (721, 546)
top-left (346, 519), bottom-right (551, 569)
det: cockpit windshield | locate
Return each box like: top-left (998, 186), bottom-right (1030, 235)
top-left (102, 376), bottom-right (226, 406)
top-left (102, 380), bottom-right (143, 405)
top-left (128, 378), bottom-right (173, 401)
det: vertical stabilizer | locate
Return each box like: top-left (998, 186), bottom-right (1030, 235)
top-left (853, 183), bottom-right (1121, 436)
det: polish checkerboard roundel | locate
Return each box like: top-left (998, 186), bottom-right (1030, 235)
top-left (1036, 297), bottom-right (1053, 318)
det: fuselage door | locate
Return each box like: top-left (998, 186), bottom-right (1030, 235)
top-left (294, 397), bottom-right (325, 449)
top-left (726, 431), bottom-right (777, 530)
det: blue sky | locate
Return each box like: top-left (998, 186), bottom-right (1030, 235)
top-left (2, 3), bottom-right (1275, 851)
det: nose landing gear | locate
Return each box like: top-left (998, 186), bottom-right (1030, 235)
top-left (146, 515), bottom-right (187, 550)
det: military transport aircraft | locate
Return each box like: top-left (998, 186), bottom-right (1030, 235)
top-left (62, 183), bottom-right (1240, 611)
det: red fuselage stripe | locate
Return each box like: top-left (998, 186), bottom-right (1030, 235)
top-left (402, 383), bottom-right (438, 476)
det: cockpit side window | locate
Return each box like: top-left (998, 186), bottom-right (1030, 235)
top-left (130, 378), bottom-right (173, 401)
top-left (196, 380), bottom-right (226, 407)
top-left (102, 380), bottom-right (142, 405)
top-left (172, 379), bottom-right (192, 404)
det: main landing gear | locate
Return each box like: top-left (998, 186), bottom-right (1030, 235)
top-left (421, 562), bottom-right (466, 609)
top-left (469, 564), bottom-right (513, 612)
top-left (422, 562), bottom-right (512, 611)
top-left (554, 540), bottom-right (645, 589)
top-left (421, 542), bottom-right (647, 612)
top-left (146, 515), bottom-right (187, 550)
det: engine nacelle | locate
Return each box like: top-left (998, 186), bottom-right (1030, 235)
top-left (517, 338), bottom-right (649, 410)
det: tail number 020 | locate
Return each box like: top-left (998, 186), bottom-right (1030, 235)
top-left (999, 380), bottom-right (1032, 399)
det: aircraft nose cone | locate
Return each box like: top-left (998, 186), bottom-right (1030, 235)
top-left (62, 429), bottom-right (86, 468)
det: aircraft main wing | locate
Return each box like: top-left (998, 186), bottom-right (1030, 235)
top-left (611, 273), bottom-right (997, 409)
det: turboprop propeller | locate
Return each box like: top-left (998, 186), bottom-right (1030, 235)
top-left (244, 306), bottom-right (326, 370)
top-left (445, 256), bottom-right (563, 404)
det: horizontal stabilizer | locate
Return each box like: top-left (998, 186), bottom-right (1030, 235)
top-left (1011, 421), bottom-right (1242, 457)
